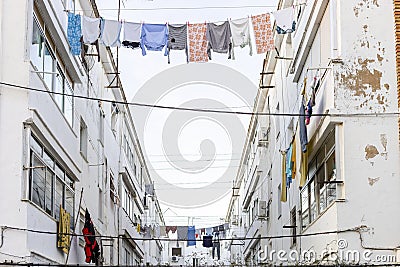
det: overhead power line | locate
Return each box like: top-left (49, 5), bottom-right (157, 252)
top-left (1, 225), bottom-right (368, 242)
top-left (2, 81), bottom-right (399, 118)
top-left (72, 5), bottom-right (277, 12)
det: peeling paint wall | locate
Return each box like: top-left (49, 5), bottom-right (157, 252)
top-left (335, 0), bottom-right (396, 112)
top-left (334, 0), bottom-right (400, 254)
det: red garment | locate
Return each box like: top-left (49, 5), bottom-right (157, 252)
top-left (82, 209), bottom-right (100, 264)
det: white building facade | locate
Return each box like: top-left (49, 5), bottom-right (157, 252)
top-left (226, 0), bottom-right (400, 265)
top-left (0, 0), bottom-right (164, 265)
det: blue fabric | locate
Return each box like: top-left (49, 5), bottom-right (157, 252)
top-left (299, 97), bottom-right (308, 153)
top-left (67, 13), bottom-right (81, 55)
top-left (140, 24), bottom-right (169, 56)
top-left (187, 226), bottom-right (196, 247)
top-left (286, 143), bottom-right (293, 188)
top-left (306, 99), bottom-right (313, 120)
top-left (276, 21), bottom-right (296, 34)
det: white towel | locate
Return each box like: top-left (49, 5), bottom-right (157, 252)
top-left (123, 22), bottom-right (141, 43)
top-left (273, 7), bottom-right (294, 32)
top-left (229, 17), bottom-right (252, 58)
top-left (100, 19), bottom-right (122, 47)
top-left (82, 16), bottom-right (100, 44)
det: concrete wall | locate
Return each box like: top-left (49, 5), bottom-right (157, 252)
top-left (0, 0), bottom-right (164, 265)
top-left (226, 0), bottom-right (400, 265)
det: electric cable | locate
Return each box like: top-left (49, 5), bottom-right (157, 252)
top-left (0, 225), bottom-right (368, 242)
top-left (1, 81), bottom-right (399, 117)
top-left (70, 5), bottom-right (278, 12)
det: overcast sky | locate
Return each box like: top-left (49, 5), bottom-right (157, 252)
top-left (96, 0), bottom-right (279, 227)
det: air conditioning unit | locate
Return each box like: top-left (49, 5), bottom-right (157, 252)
top-left (171, 256), bottom-right (178, 262)
top-left (258, 200), bottom-right (268, 219)
top-left (231, 215), bottom-right (239, 226)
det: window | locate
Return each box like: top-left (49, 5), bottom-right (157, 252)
top-left (124, 248), bottom-right (131, 266)
top-left (251, 198), bottom-right (258, 222)
top-left (122, 182), bottom-right (136, 221)
top-left (290, 207), bottom-right (297, 246)
top-left (29, 134), bottom-right (75, 228)
top-left (98, 188), bottom-right (104, 222)
top-left (300, 130), bottom-right (336, 228)
top-left (30, 14), bottom-right (74, 126)
top-left (122, 124), bottom-right (142, 184)
top-left (172, 248), bottom-right (182, 257)
top-left (110, 173), bottom-right (116, 202)
top-left (80, 118), bottom-right (88, 159)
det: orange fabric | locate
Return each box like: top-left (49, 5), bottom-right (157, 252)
top-left (188, 23), bottom-right (208, 62)
top-left (251, 14), bottom-right (274, 54)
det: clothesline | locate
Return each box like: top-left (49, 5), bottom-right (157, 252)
top-left (67, 6), bottom-right (297, 63)
top-left (65, 5), bottom-right (277, 13)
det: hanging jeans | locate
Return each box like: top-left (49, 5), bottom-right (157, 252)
top-left (212, 242), bottom-right (220, 260)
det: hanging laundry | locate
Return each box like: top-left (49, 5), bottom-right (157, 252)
top-left (286, 143), bottom-right (294, 188)
top-left (300, 146), bottom-right (308, 187)
top-left (224, 223), bottom-right (229, 231)
top-left (82, 16), bottom-right (101, 44)
top-left (286, 138), bottom-right (296, 188)
top-left (166, 226), bottom-right (177, 234)
top-left (188, 23), bottom-right (208, 63)
top-left (177, 226), bottom-right (188, 240)
top-left (136, 223), bottom-right (141, 233)
top-left (301, 77), bottom-right (307, 96)
top-left (212, 232), bottom-right (221, 260)
top-left (168, 24), bottom-right (188, 64)
top-left (281, 152), bottom-right (287, 202)
top-left (291, 140), bottom-right (297, 180)
top-left (144, 225), bottom-right (151, 238)
top-left (202, 235), bottom-right (213, 248)
top-left (160, 226), bottom-right (167, 237)
top-left (82, 209), bottom-right (100, 264)
top-left (100, 19), bottom-right (122, 47)
top-left (205, 227), bottom-right (213, 235)
top-left (154, 225), bottom-right (160, 238)
top-left (299, 97), bottom-right (308, 153)
top-left (140, 23), bottom-right (169, 56)
top-left (67, 13), bottom-right (81, 55)
top-left (206, 21), bottom-right (233, 60)
top-left (309, 71), bottom-right (320, 107)
top-left (123, 22), bottom-right (141, 49)
top-left (200, 228), bottom-right (205, 235)
top-left (305, 99), bottom-right (313, 125)
top-left (150, 225), bottom-right (156, 237)
top-left (273, 7), bottom-right (296, 34)
top-left (145, 184), bottom-right (154, 195)
top-left (187, 226), bottom-right (196, 247)
top-left (229, 17), bottom-right (252, 59)
top-left (251, 14), bottom-right (274, 54)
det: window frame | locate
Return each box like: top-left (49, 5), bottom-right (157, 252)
top-left (29, 134), bottom-right (75, 228)
top-left (300, 130), bottom-right (336, 229)
top-left (79, 118), bottom-right (88, 160)
top-left (30, 12), bottom-right (74, 126)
